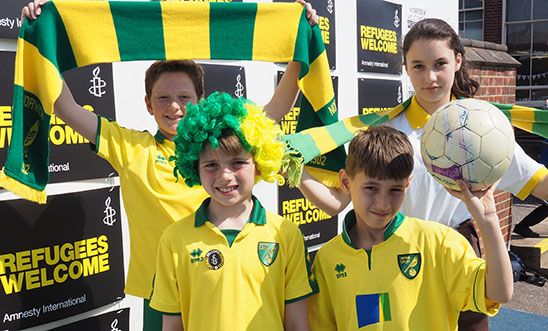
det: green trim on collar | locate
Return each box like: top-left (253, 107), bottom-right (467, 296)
top-left (194, 196), bottom-right (266, 227)
top-left (154, 130), bottom-right (166, 143)
top-left (341, 210), bottom-right (406, 248)
top-left (404, 96), bottom-right (430, 129)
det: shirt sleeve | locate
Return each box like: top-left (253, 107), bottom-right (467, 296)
top-left (283, 221), bottom-right (315, 303)
top-left (94, 116), bottom-right (152, 172)
top-left (499, 142), bottom-right (547, 199)
top-left (308, 252), bottom-right (337, 331)
top-left (441, 228), bottom-right (501, 316)
top-left (149, 232), bottom-right (182, 314)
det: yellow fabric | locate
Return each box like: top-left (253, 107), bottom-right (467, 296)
top-left (96, 118), bottom-right (207, 298)
top-left (299, 52), bottom-right (333, 111)
top-left (252, 3), bottom-right (302, 60)
top-left (161, 2), bottom-right (211, 60)
top-left (14, 39), bottom-right (63, 116)
top-left (150, 203), bottom-right (313, 330)
top-left (516, 166), bottom-right (548, 200)
top-left (55, 1), bottom-right (120, 66)
top-left (404, 96), bottom-right (430, 129)
top-left (309, 217), bottom-right (500, 331)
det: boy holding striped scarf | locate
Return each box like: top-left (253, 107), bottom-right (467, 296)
top-left (19, 1), bottom-right (318, 330)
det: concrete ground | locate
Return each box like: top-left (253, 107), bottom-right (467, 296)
top-left (504, 196), bottom-right (547, 316)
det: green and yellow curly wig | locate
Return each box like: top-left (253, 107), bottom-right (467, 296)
top-left (171, 92), bottom-right (285, 187)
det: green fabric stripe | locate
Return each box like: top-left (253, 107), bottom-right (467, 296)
top-left (314, 98), bottom-right (338, 126)
top-left (4, 86), bottom-right (51, 190)
top-left (284, 134), bottom-right (321, 163)
top-left (325, 121), bottom-right (356, 146)
top-left (293, 9), bottom-right (311, 79)
top-left (383, 212), bottom-right (405, 240)
top-left (380, 293), bottom-right (392, 321)
top-left (110, 1), bottom-right (166, 61)
top-left (21, 2), bottom-right (77, 72)
top-left (209, 3), bottom-right (256, 60)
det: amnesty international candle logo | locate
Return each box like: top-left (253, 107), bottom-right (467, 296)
top-left (88, 67), bottom-right (107, 98)
top-left (48, 308), bottom-right (129, 331)
top-left (0, 187), bottom-right (124, 330)
top-left (102, 197), bottom-right (117, 226)
top-left (356, 0), bottom-right (402, 74)
top-left (201, 64), bottom-right (247, 98)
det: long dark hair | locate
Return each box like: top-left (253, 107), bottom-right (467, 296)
top-left (403, 18), bottom-right (479, 98)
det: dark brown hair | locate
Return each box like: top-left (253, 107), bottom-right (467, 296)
top-left (346, 126), bottom-right (413, 180)
top-left (145, 60), bottom-right (205, 98)
top-left (403, 18), bottom-right (479, 98)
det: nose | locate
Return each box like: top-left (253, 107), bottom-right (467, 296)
top-left (169, 100), bottom-right (181, 111)
top-left (374, 193), bottom-right (391, 211)
top-left (426, 69), bottom-right (436, 83)
top-left (219, 166), bottom-right (234, 180)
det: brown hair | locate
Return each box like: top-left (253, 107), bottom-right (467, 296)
top-left (200, 134), bottom-right (247, 160)
top-left (345, 126), bottom-right (413, 180)
top-left (145, 60), bottom-right (205, 97)
top-left (402, 18), bottom-right (479, 98)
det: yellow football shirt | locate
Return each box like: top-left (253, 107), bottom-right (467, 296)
top-left (150, 196), bottom-right (315, 330)
top-left (309, 211), bottom-right (500, 331)
top-left (95, 117), bottom-right (208, 298)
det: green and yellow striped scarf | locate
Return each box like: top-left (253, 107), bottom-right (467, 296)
top-left (0, 1), bottom-right (338, 203)
top-left (285, 97), bottom-right (548, 188)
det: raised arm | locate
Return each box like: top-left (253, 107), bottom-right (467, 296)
top-left (264, 1), bottom-right (318, 122)
top-left (22, 0), bottom-right (99, 144)
top-left (447, 181), bottom-right (513, 303)
top-left (298, 169), bottom-right (351, 216)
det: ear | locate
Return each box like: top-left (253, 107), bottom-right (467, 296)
top-left (145, 95), bottom-right (154, 116)
top-left (455, 53), bottom-right (463, 71)
top-left (339, 169), bottom-right (351, 195)
top-left (404, 175), bottom-right (412, 191)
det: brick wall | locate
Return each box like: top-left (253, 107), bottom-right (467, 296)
top-left (483, 0), bottom-right (503, 44)
top-left (468, 63), bottom-right (517, 246)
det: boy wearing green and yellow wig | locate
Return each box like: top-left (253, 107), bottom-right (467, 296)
top-left (150, 92), bottom-right (316, 331)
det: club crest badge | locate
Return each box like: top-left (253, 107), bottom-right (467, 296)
top-left (258, 242), bottom-right (279, 267)
top-left (205, 249), bottom-right (224, 270)
top-left (397, 253), bottom-right (421, 279)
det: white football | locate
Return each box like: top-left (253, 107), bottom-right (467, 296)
top-left (420, 98), bottom-right (515, 191)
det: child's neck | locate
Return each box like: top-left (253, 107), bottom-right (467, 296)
top-left (349, 221), bottom-right (385, 251)
top-left (206, 197), bottom-right (254, 231)
top-left (415, 94), bottom-right (451, 115)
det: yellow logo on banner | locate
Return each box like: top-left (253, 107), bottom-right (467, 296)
top-left (319, 16), bottom-right (330, 45)
top-left (0, 105), bottom-right (95, 149)
top-left (360, 25), bottom-right (397, 54)
top-left (0, 235), bottom-right (111, 295)
top-left (280, 107), bottom-right (300, 135)
top-left (281, 198), bottom-right (331, 225)
top-left (0, 105), bottom-right (12, 149)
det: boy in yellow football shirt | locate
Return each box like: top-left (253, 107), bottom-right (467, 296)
top-left (20, 1), bottom-right (317, 329)
top-left (150, 92), bottom-right (315, 330)
top-left (308, 126), bottom-right (513, 331)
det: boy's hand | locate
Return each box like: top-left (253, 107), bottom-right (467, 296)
top-left (295, 0), bottom-right (318, 26)
top-left (445, 180), bottom-right (499, 223)
top-left (21, 0), bottom-right (48, 21)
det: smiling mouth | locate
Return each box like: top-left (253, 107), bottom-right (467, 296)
top-left (165, 114), bottom-right (182, 120)
top-left (217, 186), bottom-right (237, 193)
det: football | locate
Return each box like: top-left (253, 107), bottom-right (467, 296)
top-left (420, 98), bottom-right (515, 191)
